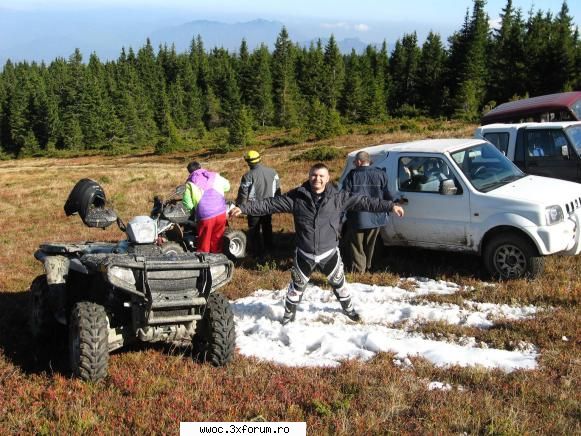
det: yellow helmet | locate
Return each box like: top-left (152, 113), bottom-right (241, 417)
top-left (244, 150), bottom-right (261, 164)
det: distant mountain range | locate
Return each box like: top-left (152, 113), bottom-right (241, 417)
top-left (149, 19), bottom-right (373, 54)
top-left (0, 10), bottom-right (389, 67)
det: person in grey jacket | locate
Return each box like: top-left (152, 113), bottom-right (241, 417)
top-left (229, 162), bottom-right (404, 324)
top-left (236, 150), bottom-right (281, 256)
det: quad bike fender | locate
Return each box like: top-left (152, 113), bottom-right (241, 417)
top-left (34, 250), bottom-right (89, 276)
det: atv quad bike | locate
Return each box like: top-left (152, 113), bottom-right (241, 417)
top-left (151, 184), bottom-right (247, 260)
top-left (31, 179), bottom-right (236, 381)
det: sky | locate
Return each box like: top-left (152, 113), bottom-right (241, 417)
top-left (2, 0), bottom-right (579, 27)
top-left (231, 277), bottom-right (543, 373)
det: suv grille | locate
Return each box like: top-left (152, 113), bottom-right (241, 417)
top-left (565, 197), bottom-right (581, 214)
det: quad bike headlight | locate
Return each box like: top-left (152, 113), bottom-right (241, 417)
top-left (107, 266), bottom-right (135, 290)
top-left (210, 263), bottom-right (229, 288)
top-left (126, 216), bottom-right (157, 244)
top-left (108, 266), bottom-right (136, 286)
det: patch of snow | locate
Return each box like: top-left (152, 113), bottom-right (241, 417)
top-left (428, 381), bottom-right (452, 391)
top-left (231, 278), bottom-right (540, 372)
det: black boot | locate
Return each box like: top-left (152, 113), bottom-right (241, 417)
top-left (281, 302), bottom-right (297, 325)
top-left (333, 289), bottom-right (361, 322)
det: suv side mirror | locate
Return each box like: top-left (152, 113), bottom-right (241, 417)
top-left (439, 179), bottom-right (458, 195)
top-left (561, 145), bottom-right (569, 158)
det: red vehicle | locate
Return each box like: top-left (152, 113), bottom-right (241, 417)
top-left (482, 91), bottom-right (581, 125)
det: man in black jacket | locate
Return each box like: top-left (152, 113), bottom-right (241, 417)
top-left (236, 150), bottom-right (281, 257)
top-left (229, 163), bottom-right (404, 324)
top-left (343, 150), bottom-right (393, 273)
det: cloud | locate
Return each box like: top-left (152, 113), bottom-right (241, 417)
top-left (321, 21), bottom-right (349, 29)
top-left (354, 23), bottom-right (369, 32)
top-left (320, 22), bottom-right (369, 32)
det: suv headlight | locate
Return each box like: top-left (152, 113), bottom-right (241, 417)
top-left (545, 205), bottom-right (564, 225)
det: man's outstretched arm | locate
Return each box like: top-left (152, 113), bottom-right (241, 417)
top-left (229, 193), bottom-right (294, 218)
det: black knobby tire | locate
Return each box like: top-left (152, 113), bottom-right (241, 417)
top-left (483, 233), bottom-right (544, 280)
top-left (29, 275), bottom-right (56, 339)
top-left (192, 292), bottom-right (235, 366)
top-left (30, 274), bottom-right (67, 368)
top-left (223, 229), bottom-right (247, 260)
top-left (69, 302), bottom-right (109, 381)
top-left (160, 241), bottom-right (185, 256)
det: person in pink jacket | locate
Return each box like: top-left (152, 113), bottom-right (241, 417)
top-left (183, 161), bottom-right (231, 253)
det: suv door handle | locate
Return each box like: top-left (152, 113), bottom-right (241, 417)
top-left (398, 196), bottom-right (409, 204)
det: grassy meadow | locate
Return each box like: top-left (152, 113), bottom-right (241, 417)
top-left (0, 120), bottom-right (579, 434)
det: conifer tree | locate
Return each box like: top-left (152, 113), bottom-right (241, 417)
top-left (360, 45), bottom-right (386, 122)
top-left (389, 33), bottom-right (421, 115)
top-left (417, 32), bottom-right (447, 116)
top-left (488, 0), bottom-right (527, 103)
top-left (297, 40), bottom-right (325, 103)
top-left (340, 50), bottom-right (364, 123)
top-left (546, 2), bottom-right (576, 91)
top-left (322, 35), bottom-right (345, 110)
top-left (272, 27), bottom-right (300, 128)
top-left (228, 105), bottom-right (253, 147)
top-left (447, 0), bottom-right (490, 119)
top-left (249, 44), bottom-right (274, 126)
top-left (237, 39), bottom-right (254, 107)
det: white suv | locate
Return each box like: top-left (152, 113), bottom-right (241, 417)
top-left (339, 138), bottom-right (581, 279)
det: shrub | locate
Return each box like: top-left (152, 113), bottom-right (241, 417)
top-left (291, 146), bottom-right (342, 161)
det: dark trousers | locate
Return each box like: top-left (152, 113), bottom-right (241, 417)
top-left (247, 215), bottom-right (273, 255)
top-left (345, 226), bottom-right (381, 273)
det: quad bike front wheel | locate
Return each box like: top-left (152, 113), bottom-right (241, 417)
top-left (223, 229), bottom-right (246, 260)
top-left (69, 301), bottom-right (109, 381)
top-left (192, 292), bottom-right (235, 366)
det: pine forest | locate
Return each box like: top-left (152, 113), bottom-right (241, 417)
top-left (0, 0), bottom-right (579, 158)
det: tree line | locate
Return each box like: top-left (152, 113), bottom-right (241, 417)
top-left (0, 0), bottom-right (579, 157)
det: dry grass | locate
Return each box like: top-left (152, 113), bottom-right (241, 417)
top-left (0, 120), bottom-right (579, 434)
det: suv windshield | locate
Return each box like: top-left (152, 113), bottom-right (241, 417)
top-left (450, 142), bottom-right (525, 192)
top-left (566, 125), bottom-right (581, 154)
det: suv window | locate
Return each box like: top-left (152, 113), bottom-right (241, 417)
top-left (525, 130), bottom-right (569, 159)
top-left (571, 98), bottom-right (581, 119)
top-left (483, 132), bottom-right (509, 155)
top-left (566, 125), bottom-right (581, 154)
top-left (398, 156), bottom-right (461, 194)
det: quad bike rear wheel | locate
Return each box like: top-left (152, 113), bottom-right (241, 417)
top-left (69, 301), bottom-right (109, 381)
top-left (30, 274), bottom-right (66, 368)
top-left (30, 275), bottom-right (56, 338)
top-left (160, 241), bottom-right (185, 256)
top-left (223, 229), bottom-right (246, 260)
top-left (192, 292), bottom-right (235, 366)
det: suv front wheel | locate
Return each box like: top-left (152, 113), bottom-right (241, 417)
top-left (483, 233), bottom-right (544, 279)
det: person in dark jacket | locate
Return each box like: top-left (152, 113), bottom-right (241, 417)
top-left (236, 150), bottom-right (281, 256)
top-left (343, 150), bottom-right (393, 273)
top-left (229, 162), bottom-right (404, 324)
